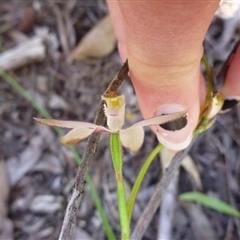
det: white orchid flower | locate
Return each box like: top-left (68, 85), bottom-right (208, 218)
top-left (34, 95), bottom-right (186, 152)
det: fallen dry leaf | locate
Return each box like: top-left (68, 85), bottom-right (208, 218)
top-left (32, 153), bottom-right (63, 174)
top-left (6, 136), bottom-right (43, 186)
top-left (158, 174), bottom-right (178, 240)
top-left (182, 202), bottom-right (216, 240)
top-left (0, 218), bottom-right (13, 240)
top-left (30, 195), bottom-right (63, 214)
top-left (0, 157), bottom-right (13, 240)
top-left (160, 149), bottom-right (202, 190)
top-left (17, 7), bottom-right (36, 33)
top-left (159, 147), bottom-right (175, 170)
top-left (0, 158), bottom-right (9, 217)
top-left (69, 15), bottom-right (116, 60)
top-left (181, 155), bottom-right (202, 190)
top-left (73, 227), bottom-right (93, 240)
top-left (158, 149), bottom-right (179, 240)
top-left (48, 93), bottom-right (71, 110)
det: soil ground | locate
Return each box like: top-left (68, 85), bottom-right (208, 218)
top-left (0, 1), bottom-right (240, 240)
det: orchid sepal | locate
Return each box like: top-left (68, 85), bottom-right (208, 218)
top-left (131, 110), bottom-right (187, 128)
top-left (119, 126), bottom-right (144, 153)
top-left (34, 118), bottom-right (110, 145)
top-left (33, 118), bottom-right (103, 130)
top-left (61, 125), bottom-right (111, 145)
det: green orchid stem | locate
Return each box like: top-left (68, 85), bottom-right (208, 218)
top-left (127, 144), bottom-right (163, 224)
top-left (110, 133), bottom-right (130, 240)
top-left (194, 55), bottom-right (216, 135)
top-left (201, 55), bottom-right (214, 116)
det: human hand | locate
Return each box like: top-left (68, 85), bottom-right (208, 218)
top-left (107, 1), bottom-right (240, 150)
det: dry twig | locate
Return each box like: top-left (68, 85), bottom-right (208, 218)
top-left (58, 60), bottom-right (129, 240)
top-left (51, 3), bottom-right (70, 55)
top-left (131, 139), bottom-right (195, 240)
top-left (157, 149), bottom-right (178, 240)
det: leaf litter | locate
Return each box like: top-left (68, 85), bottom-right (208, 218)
top-left (0, 1), bottom-right (240, 240)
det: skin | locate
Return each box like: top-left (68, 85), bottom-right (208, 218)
top-left (107, 1), bottom-right (240, 150)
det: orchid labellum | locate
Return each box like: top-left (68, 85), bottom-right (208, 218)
top-left (34, 95), bottom-right (186, 152)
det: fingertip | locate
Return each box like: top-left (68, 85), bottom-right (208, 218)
top-left (129, 63), bottom-right (205, 151)
top-left (220, 44), bottom-right (240, 98)
top-left (154, 105), bottom-right (193, 151)
top-left (118, 41), bottom-right (128, 62)
top-left (107, 1), bottom-right (128, 61)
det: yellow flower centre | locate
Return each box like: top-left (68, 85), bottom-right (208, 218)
top-left (102, 95), bottom-right (124, 109)
top-left (101, 95), bottom-right (125, 131)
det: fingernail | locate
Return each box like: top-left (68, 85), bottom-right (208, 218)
top-left (154, 105), bottom-right (193, 151)
top-left (221, 96), bottom-right (240, 112)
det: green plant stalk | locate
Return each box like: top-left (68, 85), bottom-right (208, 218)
top-left (201, 55), bottom-right (214, 114)
top-left (127, 144), bottom-right (163, 223)
top-left (0, 71), bottom-right (52, 118)
top-left (0, 70), bottom-right (116, 240)
top-left (193, 55), bottom-right (216, 135)
top-left (86, 176), bottom-right (116, 240)
top-left (110, 133), bottom-right (130, 240)
top-left (179, 191), bottom-right (240, 217)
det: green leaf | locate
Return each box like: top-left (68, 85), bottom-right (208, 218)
top-left (179, 192), bottom-right (240, 217)
top-left (87, 176), bottom-right (116, 240)
top-left (127, 144), bottom-right (163, 223)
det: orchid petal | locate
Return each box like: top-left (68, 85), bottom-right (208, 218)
top-left (61, 127), bottom-right (96, 145)
top-left (131, 110), bottom-right (187, 128)
top-left (119, 126), bottom-right (144, 152)
top-left (61, 125), bottom-right (110, 145)
top-left (34, 118), bottom-right (99, 129)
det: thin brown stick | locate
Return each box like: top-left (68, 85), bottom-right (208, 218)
top-left (51, 3), bottom-right (70, 55)
top-left (58, 60), bottom-right (129, 240)
top-left (131, 138), bottom-right (195, 240)
top-left (104, 60), bottom-right (129, 96)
